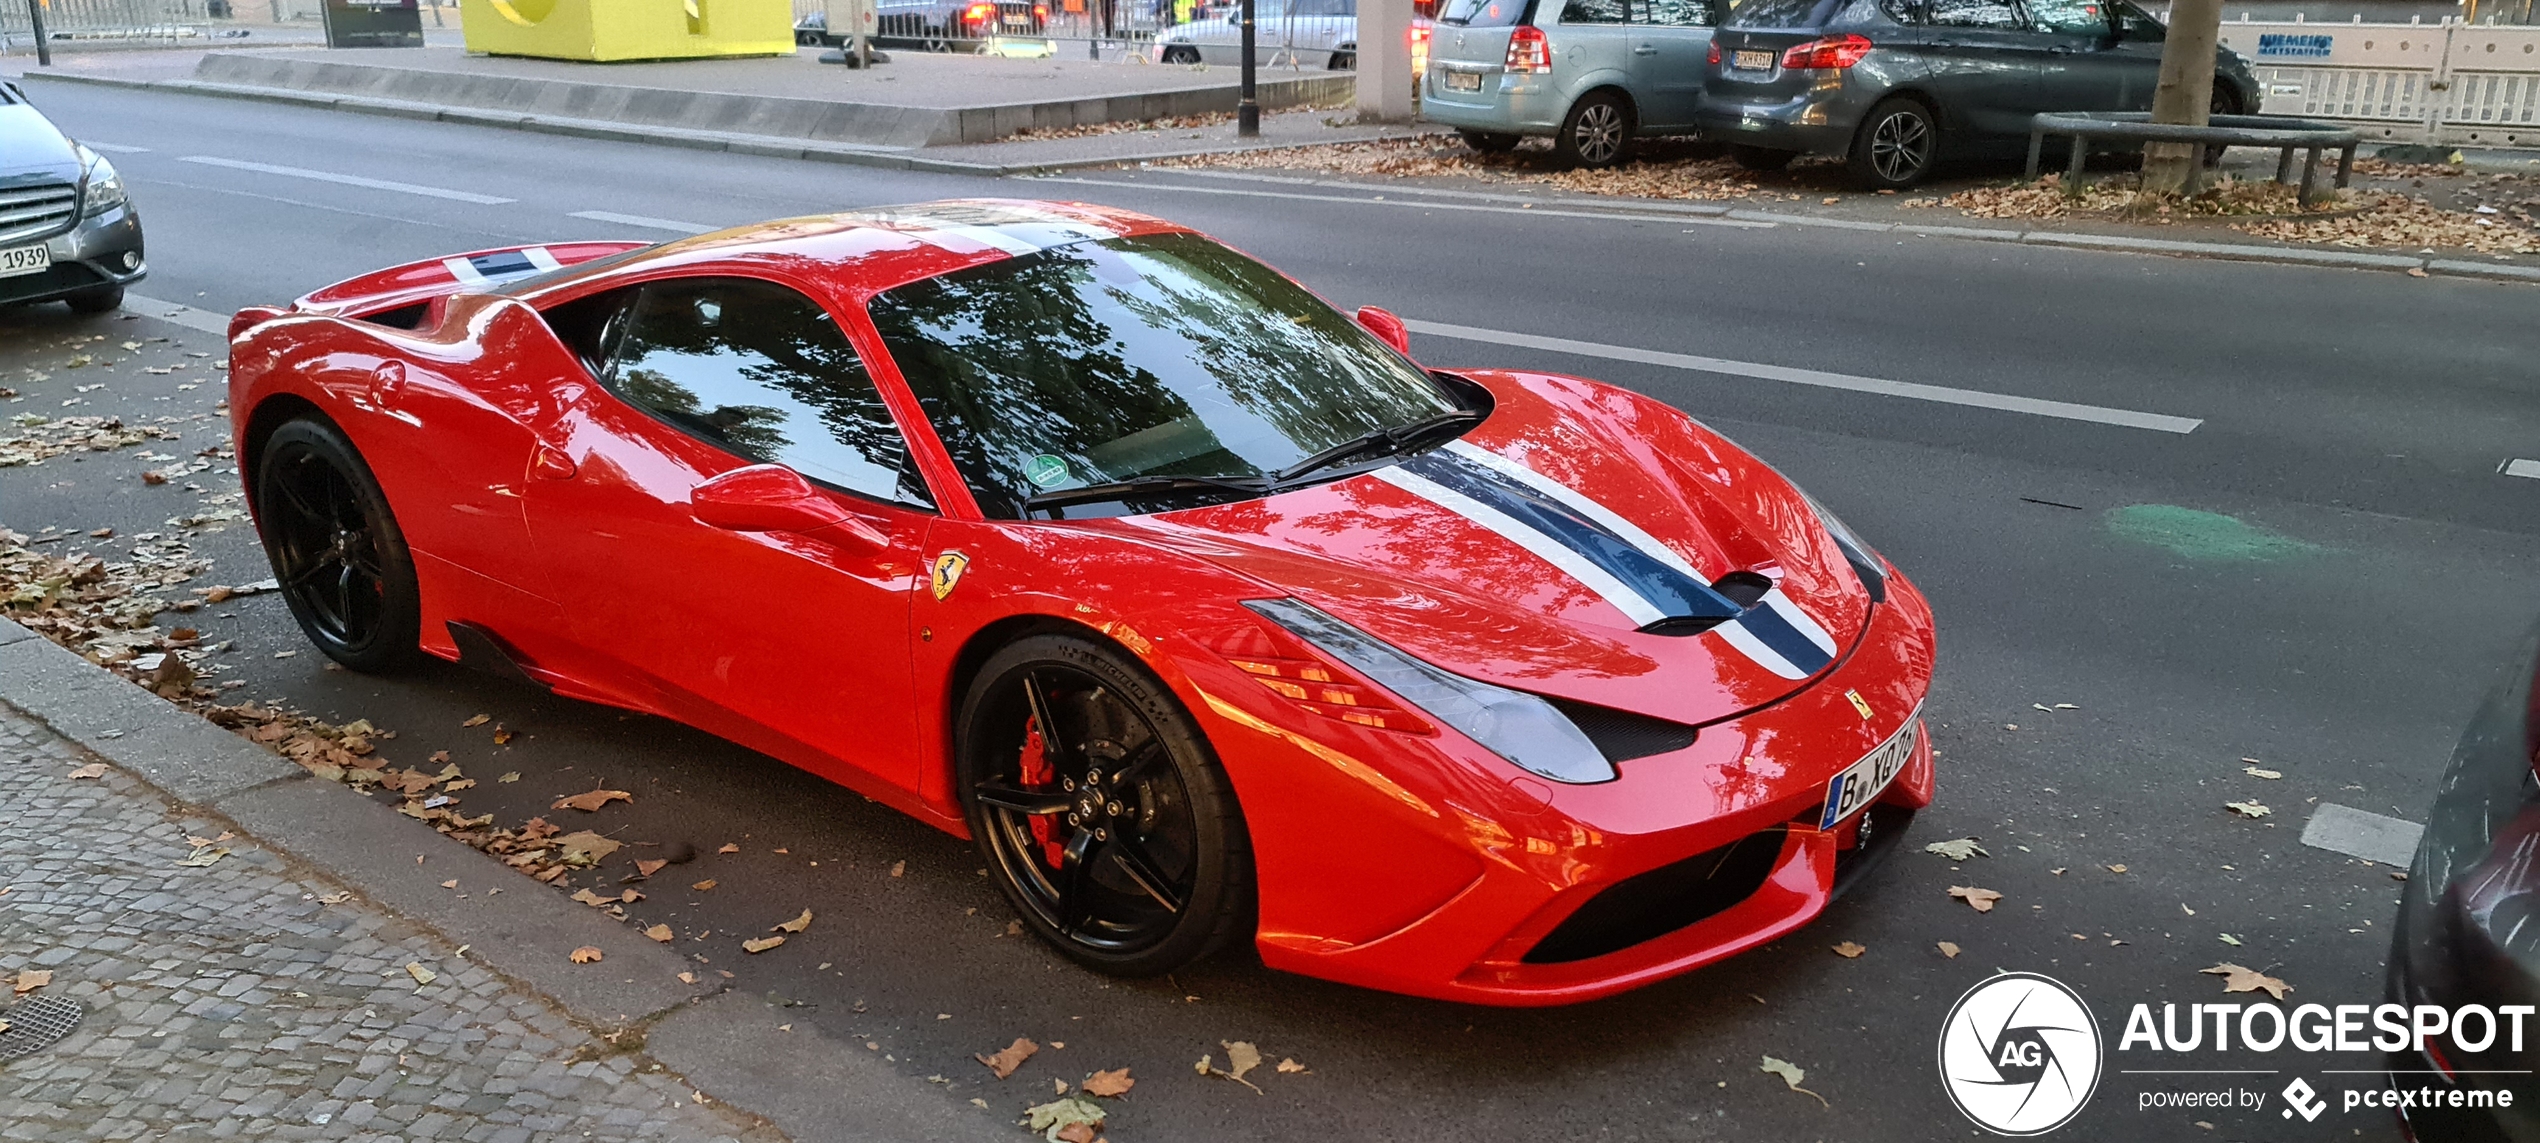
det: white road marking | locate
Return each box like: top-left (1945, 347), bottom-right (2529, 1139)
top-left (80, 141), bottom-right (150, 154)
top-left (567, 210), bottom-right (716, 235)
top-left (1405, 318), bottom-right (2205, 435)
top-left (121, 294), bottom-right (231, 336)
top-left (1023, 175), bottom-right (1776, 229)
top-left (2503, 458), bottom-right (2540, 480)
top-left (2300, 802), bottom-right (2423, 868)
top-left (177, 156), bottom-right (514, 205)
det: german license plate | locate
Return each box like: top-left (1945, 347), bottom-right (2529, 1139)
top-left (1734, 49), bottom-right (1774, 70)
top-left (0, 243), bottom-right (49, 279)
top-left (1817, 711), bottom-right (1919, 830)
top-left (1442, 70), bottom-right (1482, 92)
top-left (1004, 13), bottom-right (1030, 25)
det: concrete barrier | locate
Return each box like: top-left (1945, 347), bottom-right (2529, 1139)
top-left (190, 49), bottom-right (1356, 147)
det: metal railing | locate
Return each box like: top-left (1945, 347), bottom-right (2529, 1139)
top-left (0, 0), bottom-right (218, 49)
top-left (2027, 111), bottom-right (2362, 202)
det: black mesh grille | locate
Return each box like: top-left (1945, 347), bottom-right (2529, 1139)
top-left (1523, 826), bottom-right (1787, 964)
top-left (1551, 699), bottom-right (1698, 763)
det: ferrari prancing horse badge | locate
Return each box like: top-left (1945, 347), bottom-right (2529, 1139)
top-left (930, 551), bottom-right (970, 601)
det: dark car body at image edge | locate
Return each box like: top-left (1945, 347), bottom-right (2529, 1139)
top-left (2388, 615), bottom-right (2540, 1141)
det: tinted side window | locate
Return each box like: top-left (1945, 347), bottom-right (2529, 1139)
top-left (1439, 0), bottom-right (1533, 24)
top-left (1633, 0), bottom-right (1713, 25)
top-left (1721, 0), bottom-right (1841, 28)
top-left (1877, 0), bottom-right (1922, 23)
top-left (603, 277), bottom-right (932, 508)
top-left (2023, 0), bottom-right (2105, 33)
top-left (1560, 0), bottom-right (1625, 23)
top-left (2113, 0), bottom-right (2161, 39)
top-left (1925, 0), bottom-right (2019, 26)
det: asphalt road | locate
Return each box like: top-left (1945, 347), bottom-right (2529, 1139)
top-left (7, 78), bottom-right (2539, 1142)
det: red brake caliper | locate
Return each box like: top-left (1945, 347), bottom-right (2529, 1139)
top-left (1020, 717), bottom-right (1064, 868)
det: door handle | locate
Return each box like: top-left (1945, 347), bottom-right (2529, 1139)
top-left (1633, 43), bottom-right (1657, 54)
top-left (1931, 38), bottom-right (1958, 48)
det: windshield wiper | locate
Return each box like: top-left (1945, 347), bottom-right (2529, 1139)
top-left (1022, 474), bottom-right (1274, 515)
top-left (1270, 409), bottom-right (1481, 489)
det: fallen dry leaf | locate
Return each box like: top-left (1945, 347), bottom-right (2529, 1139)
top-left (439, 878), bottom-right (459, 889)
top-left (555, 831), bottom-right (621, 865)
top-left (1832, 941), bottom-right (1866, 958)
top-left (2224, 800), bottom-right (2272, 819)
top-left (645, 924), bottom-right (674, 942)
top-left (2106, 864), bottom-right (2128, 874)
top-left (2220, 933), bottom-right (2243, 946)
top-left (67, 763), bottom-right (108, 780)
top-left (569, 946), bottom-right (603, 964)
top-left (633, 859), bottom-right (668, 879)
top-left (405, 962), bottom-right (435, 987)
top-left (774, 909), bottom-right (813, 934)
top-left (2244, 765), bottom-right (2283, 780)
top-left (2203, 963), bottom-right (2290, 1000)
top-left (677, 970), bottom-right (699, 984)
top-left (743, 935), bottom-right (786, 953)
top-left (1054, 1126), bottom-right (1096, 1143)
top-left (1937, 941), bottom-right (1961, 959)
top-left (1082, 1067), bottom-right (1135, 1095)
top-left (12, 969), bottom-right (51, 993)
top-left (1222, 1040), bottom-right (1263, 1082)
top-left (461, 714), bottom-right (489, 727)
top-left (717, 843), bottom-right (739, 854)
top-left (1923, 838), bottom-right (1988, 861)
top-left (1948, 885), bottom-right (2003, 913)
top-left (1275, 1058), bottom-right (1308, 1075)
top-left (492, 726), bottom-right (515, 745)
top-left (1760, 1055), bottom-right (1829, 1108)
top-left (976, 1036), bottom-right (1038, 1078)
top-left (1023, 1095), bottom-right (1106, 1141)
top-left (692, 879), bottom-right (718, 891)
top-left (552, 788), bottom-right (632, 812)
top-left (890, 860), bottom-right (906, 878)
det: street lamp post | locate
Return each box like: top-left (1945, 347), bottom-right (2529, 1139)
top-left (1237, 0), bottom-right (1258, 136)
top-left (27, 0), bottom-right (50, 66)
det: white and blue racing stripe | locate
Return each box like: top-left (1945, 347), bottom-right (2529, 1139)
top-left (1383, 445), bottom-right (1840, 680)
top-left (442, 246), bottom-right (563, 287)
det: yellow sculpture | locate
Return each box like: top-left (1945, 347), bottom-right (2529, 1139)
top-left (461, 0), bottom-right (794, 61)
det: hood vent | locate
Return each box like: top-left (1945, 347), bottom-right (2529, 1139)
top-left (1637, 570), bottom-right (1778, 638)
top-left (1550, 698), bottom-right (1699, 763)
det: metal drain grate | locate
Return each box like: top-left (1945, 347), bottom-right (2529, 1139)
top-left (0, 995), bottom-right (84, 1062)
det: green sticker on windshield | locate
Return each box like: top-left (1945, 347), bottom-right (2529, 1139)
top-left (1024, 454), bottom-right (1071, 488)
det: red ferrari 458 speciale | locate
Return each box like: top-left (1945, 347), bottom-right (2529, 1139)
top-left (226, 199), bottom-right (1935, 1005)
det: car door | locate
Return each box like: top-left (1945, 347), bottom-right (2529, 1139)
top-left (1552, 0), bottom-right (1633, 97)
top-left (520, 275), bottom-right (935, 795)
top-left (1627, 0), bottom-right (1717, 131)
top-left (2103, 0), bottom-right (2168, 108)
top-left (2021, 0), bottom-right (2128, 113)
top-left (1908, 0), bottom-right (2043, 141)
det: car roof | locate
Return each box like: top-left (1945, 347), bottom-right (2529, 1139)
top-left (515, 198), bottom-right (1192, 306)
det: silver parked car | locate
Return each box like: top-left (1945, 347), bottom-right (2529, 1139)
top-left (1150, 0), bottom-right (1361, 69)
top-left (0, 80), bottom-right (144, 314)
top-left (1421, 0), bottom-right (1721, 167)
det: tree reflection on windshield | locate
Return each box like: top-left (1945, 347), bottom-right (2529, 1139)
top-left (868, 233), bottom-right (1455, 519)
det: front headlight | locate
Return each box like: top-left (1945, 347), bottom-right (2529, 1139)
top-left (77, 147), bottom-right (126, 218)
top-left (1245, 598), bottom-right (1615, 784)
top-left (1798, 490), bottom-right (1886, 603)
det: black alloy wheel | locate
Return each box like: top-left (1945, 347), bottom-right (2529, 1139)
top-left (1459, 129), bottom-right (1521, 153)
top-left (1731, 143), bottom-right (1799, 171)
top-left (1849, 96), bottom-right (1936, 190)
top-left (253, 418), bottom-right (421, 672)
top-left (959, 634), bottom-right (1253, 975)
top-left (1554, 89), bottom-right (1632, 169)
top-left (1327, 48), bottom-right (1355, 69)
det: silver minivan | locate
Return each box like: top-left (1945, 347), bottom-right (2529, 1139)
top-left (1421, 0), bottom-right (1720, 167)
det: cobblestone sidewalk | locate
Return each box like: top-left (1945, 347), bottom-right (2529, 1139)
top-left (0, 701), bottom-right (786, 1143)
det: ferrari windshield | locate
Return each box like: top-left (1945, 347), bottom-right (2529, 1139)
top-left (865, 233), bottom-right (1461, 519)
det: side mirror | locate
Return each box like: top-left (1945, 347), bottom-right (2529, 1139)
top-left (691, 464), bottom-right (889, 552)
top-left (1355, 305), bottom-right (1413, 357)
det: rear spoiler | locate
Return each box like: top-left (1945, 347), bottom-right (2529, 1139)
top-left (231, 241), bottom-right (653, 338)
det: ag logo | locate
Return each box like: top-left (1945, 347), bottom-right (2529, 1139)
top-left (929, 551), bottom-right (970, 602)
top-left (1938, 972), bottom-right (2103, 1136)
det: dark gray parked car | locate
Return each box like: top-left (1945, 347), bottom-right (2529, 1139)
top-left (2385, 614), bottom-right (2540, 1141)
top-left (1696, 0), bottom-right (2258, 189)
top-left (0, 80), bottom-right (144, 314)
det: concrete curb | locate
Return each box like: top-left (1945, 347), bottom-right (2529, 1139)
top-left (1145, 168), bottom-right (2540, 284)
top-left (18, 69), bottom-right (1401, 178)
top-left (0, 614), bottom-right (994, 1139)
top-left (0, 617), bottom-right (716, 1027)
